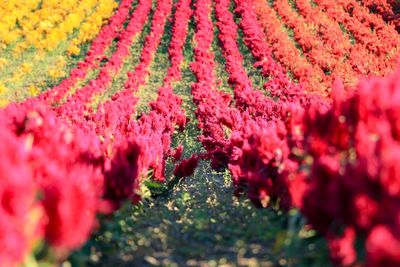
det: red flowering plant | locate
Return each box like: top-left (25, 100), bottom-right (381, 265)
top-left (0, 118), bottom-right (42, 267)
top-left (2, 100), bottom-right (105, 257)
top-left (299, 68), bottom-right (400, 266)
top-left (315, 0), bottom-right (399, 75)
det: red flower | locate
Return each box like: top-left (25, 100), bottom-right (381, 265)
top-left (173, 155), bottom-right (199, 178)
top-left (0, 120), bottom-right (39, 267)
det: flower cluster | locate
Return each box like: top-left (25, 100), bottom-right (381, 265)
top-left (0, 0), bottom-right (121, 104)
top-left (1, 100), bottom-right (105, 257)
top-left (273, 0), bottom-right (358, 87)
top-left (191, 0), bottom-right (312, 211)
top-left (0, 0), bottom-right (193, 264)
top-left (67, 0), bottom-right (119, 55)
top-left (41, 0), bottom-right (135, 104)
top-left (124, 0), bottom-right (173, 91)
top-left (215, 0), bottom-right (276, 116)
top-left (1, 0), bottom-right (400, 266)
top-left (252, 0), bottom-right (331, 95)
top-left (0, 0), bottom-right (116, 54)
top-left (192, 2), bottom-right (400, 266)
top-left (0, 120), bottom-right (40, 267)
top-left (233, 0), bottom-right (311, 106)
top-left (164, 0), bottom-right (193, 83)
top-left (316, 0), bottom-right (399, 75)
top-left (56, 0), bottom-right (153, 119)
top-left (294, 0), bottom-right (384, 78)
top-left (300, 68), bottom-right (400, 267)
top-left (357, 0), bottom-right (400, 31)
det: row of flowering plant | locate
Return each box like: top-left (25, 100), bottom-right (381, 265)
top-left (359, 0), bottom-right (400, 31)
top-left (273, 0), bottom-right (358, 87)
top-left (294, 0), bottom-right (386, 78)
top-left (0, 0), bottom-right (192, 265)
top-left (192, 1), bottom-right (400, 266)
top-left (315, 0), bottom-right (399, 75)
top-left (56, 0), bottom-right (152, 120)
top-left (251, 0), bottom-right (331, 95)
top-left (41, 0), bottom-right (136, 104)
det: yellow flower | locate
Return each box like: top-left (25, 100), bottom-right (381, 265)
top-left (0, 82), bottom-right (7, 95)
top-left (0, 58), bottom-right (7, 70)
top-left (48, 69), bottom-right (65, 79)
top-left (21, 63), bottom-right (33, 74)
top-left (0, 99), bottom-right (9, 108)
top-left (67, 44), bottom-right (80, 56)
top-left (11, 71), bottom-right (23, 82)
top-left (55, 56), bottom-right (66, 68)
top-left (28, 85), bottom-right (40, 96)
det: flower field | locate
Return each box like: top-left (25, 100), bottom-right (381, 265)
top-left (0, 0), bottom-right (399, 266)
